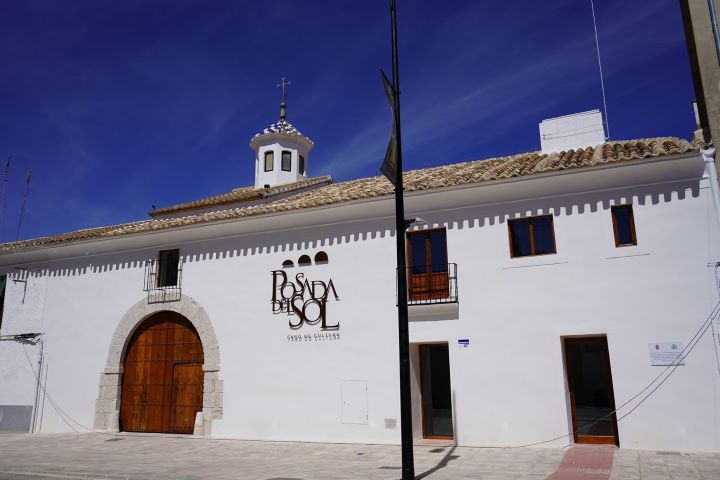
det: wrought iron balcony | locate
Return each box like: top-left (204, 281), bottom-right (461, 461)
top-left (400, 263), bottom-right (458, 306)
top-left (144, 256), bottom-right (183, 303)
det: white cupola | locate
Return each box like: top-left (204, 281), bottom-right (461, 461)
top-left (250, 78), bottom-right (314, 189)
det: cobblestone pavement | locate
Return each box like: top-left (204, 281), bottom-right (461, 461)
top-left (0, 433), bottom-right (718, 480)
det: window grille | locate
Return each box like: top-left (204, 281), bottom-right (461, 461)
top-left (144, 254), bottom-right (183, 303)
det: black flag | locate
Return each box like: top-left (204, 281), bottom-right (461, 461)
top-left (380, 69), bottom-right (397, 186)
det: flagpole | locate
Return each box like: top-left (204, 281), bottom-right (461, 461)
top-left (389, 0), bottom-right (415, 478)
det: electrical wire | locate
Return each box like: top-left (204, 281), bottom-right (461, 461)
top-left (615, 317), bottom-right (715, 424)
top-left (500, 300), bottom-right (720, 448)
top-left (17, 301), bottom-right (720, 446)
top-left (19, 342), bottom-right (214, 440)
top-left (590, 0), bottom-right (610, 140)
top-left (21, 343), bottom-right (78, 433)
top-left (711, 263), bottom-right (720, 377)
top-left (541, 126), bottom-right (605, 140)
top-left (711, 315), bottom-right (720, 377)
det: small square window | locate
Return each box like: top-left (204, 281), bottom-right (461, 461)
top-left (611, 205), bottom-right (637, 247)
top-left (281, 151), bottom-right (292, 172)
top-left (508, 215), bottom-right (556, 258)
top-left (157, 249), bottom-right (180, 287)
top-left (264, 151), bottom-right (274, 172)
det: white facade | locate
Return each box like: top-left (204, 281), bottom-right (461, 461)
top-left (250, 115), bottom-right (314, 189)
top-left (540, 110), bottom-right (606, 153)
top-left (253, 138), bottom-right (311, 189)
top-left (0, 143), bottom-right (719, 451)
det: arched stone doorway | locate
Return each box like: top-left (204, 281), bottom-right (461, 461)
top-left (120, 311), bottom-right (203, 434)
top-left (94, 295), bottom-right (222, 436)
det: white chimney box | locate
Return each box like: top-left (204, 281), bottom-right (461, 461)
top-left (539, 109), bottom-right (606, 154)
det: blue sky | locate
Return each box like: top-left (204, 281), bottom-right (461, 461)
top-left (0, 0), bottom-right (697, 242)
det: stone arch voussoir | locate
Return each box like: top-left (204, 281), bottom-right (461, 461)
top-left (93, 295), bottom-right (222, 436)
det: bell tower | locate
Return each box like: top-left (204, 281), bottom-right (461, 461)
top-left (250, 77), bottom-right (314, 189)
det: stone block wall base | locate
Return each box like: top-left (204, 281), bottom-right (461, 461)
top-left (94, 294), bottom-right (222, 436)
top-left (107, 411), bottom-right (120, 433)
top-left (193, 412), bottom-right (205, 436)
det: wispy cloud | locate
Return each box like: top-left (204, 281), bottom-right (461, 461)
top-left (0, 0), bottom-right (693, 239)
top-left (317, 0), bottom-right (682, 178)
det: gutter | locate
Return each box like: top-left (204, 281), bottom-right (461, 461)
top-left (30, 336), bottom-right (44, 434)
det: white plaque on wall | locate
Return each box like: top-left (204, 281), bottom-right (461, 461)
top-left (648, 342), bottom-right (685, 366)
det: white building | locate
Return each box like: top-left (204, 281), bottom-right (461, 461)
top-left (0, 105), bottom-right (719, 452)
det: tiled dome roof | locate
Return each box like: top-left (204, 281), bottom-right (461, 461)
top-left (253, 119), bottom-right (313, 144)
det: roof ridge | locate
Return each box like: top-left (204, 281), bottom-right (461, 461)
top-left (149, 176), bottom-right (332, 217)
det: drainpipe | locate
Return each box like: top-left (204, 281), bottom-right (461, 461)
top-left (703, 146), bottom-right (720, 378)
top-left (703, 147), bottom-right (720, 230)
top-left (30, 337), bottom-right (44, 433)
top-left (707, 0), bottom-right (720, 65)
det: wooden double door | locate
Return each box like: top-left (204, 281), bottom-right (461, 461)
top-left (120, 311), bottom-right (204, 434)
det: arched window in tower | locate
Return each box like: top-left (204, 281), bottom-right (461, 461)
top-left (299, 155), bottom-right (305, 175)
top-left (314, 251), bottom-right (328, 264)
top-left (264, 151), bottom-right (274, 172)
top-left (281, 151), bottom-right (292, 172)
top-left (298, 255), bottom-right (311, 266)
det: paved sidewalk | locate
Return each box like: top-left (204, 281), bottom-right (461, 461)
top-left (0, 433), bottom-right (718, 480)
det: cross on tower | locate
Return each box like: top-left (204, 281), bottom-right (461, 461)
top-left (277, 77), bottom-right (291, 120)
top-left (277, 77), bottom-right (291, 101)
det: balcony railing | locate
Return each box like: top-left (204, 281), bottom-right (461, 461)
top-left (144, 257), bottom-right (183, 303)
top-left (399, 263), bottom-right (458, 306)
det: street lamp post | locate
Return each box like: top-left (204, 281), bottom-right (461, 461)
top-left (388, 1), bottom-right (415, 478)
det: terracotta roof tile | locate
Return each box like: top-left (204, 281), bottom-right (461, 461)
top-left (0, 137), bottom-right (699, 253)
top-left (149, 176), bottom-right (332, 216)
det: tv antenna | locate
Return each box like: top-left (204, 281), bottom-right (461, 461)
top-left (0, 156), bottom-right (10, 227)
top-left (591, 0), bottom-right (610, 140)
top-left (16, 169), bottom-right (31, 241)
